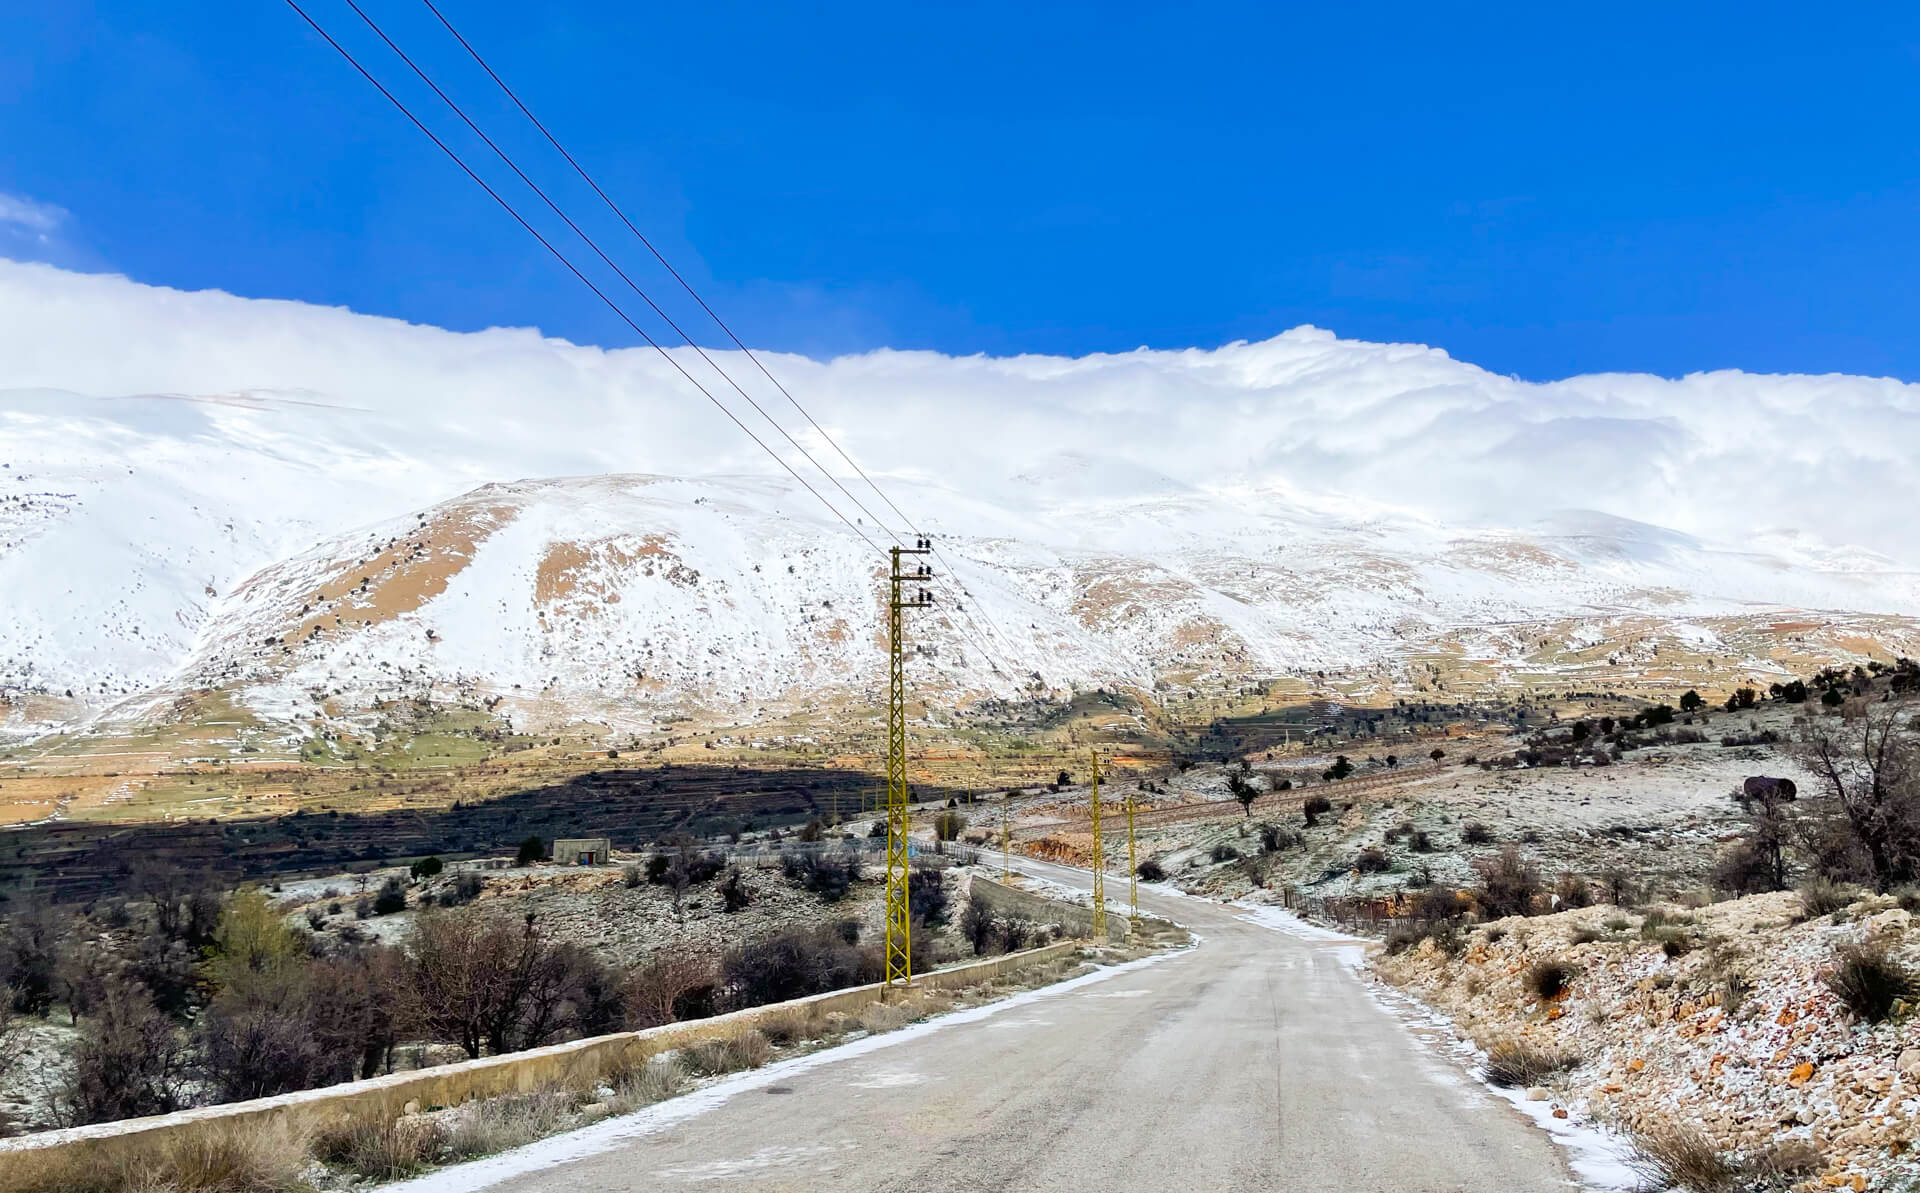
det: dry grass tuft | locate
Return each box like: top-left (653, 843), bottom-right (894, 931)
top-left (314, 1116), bottom-right (446, 1181)
top-left (441, 1090), bottom-right (578, 1161)
top-left (1823, 943), bottom-right (1917, 1024)
top-left (1631, 1120), bottom-right (1822, 1193)
top-left (758, 1006), bottom-right (825, 1046)
top-left (1632, 1121), bottom-right (1737, 1192)
top-left (1481, 1039), bottom-right (1576, 1088)
top-left (678, 1029), bottom-right (773, 1077)
top-left (607, 1056), bottom-right (690, 1112)
top-left (4, 1120), bottom-right (314, 1193)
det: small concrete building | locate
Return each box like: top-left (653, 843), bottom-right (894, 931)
top-left (553, 837), bottom-right (612, 866)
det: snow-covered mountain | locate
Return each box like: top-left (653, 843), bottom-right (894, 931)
top-left (3, 261), bottom-right (1919, 741)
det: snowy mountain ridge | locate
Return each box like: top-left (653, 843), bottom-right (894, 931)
top-left (3, 261), bottom-right (1919, 739)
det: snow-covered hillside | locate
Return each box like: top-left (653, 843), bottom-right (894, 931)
top-left (3, 261), bottom-right (1919, 740)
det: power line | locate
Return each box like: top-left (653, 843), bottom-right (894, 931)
top-left (338, 0), bottom-right (905, 550)
top-left (416, 0), bottom-right (1021, 675)
top-left (282, 0), bottom-right (883, 559)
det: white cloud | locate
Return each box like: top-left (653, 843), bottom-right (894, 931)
top-left (1, 258), bottom-right (1917, 568)
top-left (0, 192), bottom-right (69, 238)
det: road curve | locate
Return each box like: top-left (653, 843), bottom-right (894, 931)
top-left (410, 860), bottom-right (1577, 1193)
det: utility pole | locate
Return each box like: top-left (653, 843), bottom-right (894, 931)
top-left (884, 539), bottom-right (935, 994)
top-left (1126, 788), bottom-right (1138, 917)
top-left (1001, 792), bottom-right (1010, 881)
top-left (1089, 751), bottom-right (1105, 938)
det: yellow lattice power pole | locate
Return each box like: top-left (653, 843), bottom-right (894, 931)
top-left (1089, 750), bottom-right (1105, 938)
top-left (1001, 791), bottom-right (1010, 881)
top-left (1126, 788), bottom-right (1138, 917)
top-left (884, 540), bottom-right (935, 994)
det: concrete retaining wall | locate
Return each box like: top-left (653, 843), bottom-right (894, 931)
top-left (0, 940), bottom-right (1079, 1191)
top-left (971, 875), bottom-right (1131, 942)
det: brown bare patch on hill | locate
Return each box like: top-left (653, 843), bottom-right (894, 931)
top-left (276, 502), bottom-right (517, 643)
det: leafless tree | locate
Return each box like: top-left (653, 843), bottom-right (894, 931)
top-left (1795, 703), bottom-right (1920, 892)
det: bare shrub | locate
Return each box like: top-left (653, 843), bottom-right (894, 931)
top-left (1554, 873), bottom-right (1592, 908)
top-left (1481, 1039), bottom-right (1576, 1088)
top-left (932, 811), bottom-right (967, 841)
top-left (961, 893), bottom-right (998, 956)
top-left (625, 951), bottom-right (721, 1027)
top-left (1473, 847), bottom-right (1542, 919)
top-left (1302, 795), bottom-right (1333, 826)
top-left (57, 974), bottom-right (190, 1125)
top-left (1460, 821), bottom-right (1494, 845)
top-left (1823, 943), bottom-right (1917, 1023)
top-left (1795, 704), bottom-right (1920, 891)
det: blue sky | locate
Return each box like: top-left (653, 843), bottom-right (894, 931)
top-left (4, 1), bottom-right (1918, 380)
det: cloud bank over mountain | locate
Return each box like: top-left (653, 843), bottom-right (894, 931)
top-left (2, 259), bottom-right (1916, 566)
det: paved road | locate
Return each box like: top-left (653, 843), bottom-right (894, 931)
top-left (428, 861), bottom-right (1576, 1193)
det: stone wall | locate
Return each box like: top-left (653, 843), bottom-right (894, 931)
top-left (971, 875), bottom-right (1132, 942)
top-left (0, 940), bottom-right (1079, 1191)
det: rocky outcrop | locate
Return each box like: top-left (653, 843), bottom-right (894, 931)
top-left (1375, 890), bottom-right (1920, 1190)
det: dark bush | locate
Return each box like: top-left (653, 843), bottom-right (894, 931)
top-left (372, 877), bottom-right (407, 917)
top-left (440, 872), bottom-right (484, 907)
top-left (1461, 821), bottom-right (1494, 845)
top-left (999, 915), bottom-right (1033, 952)
top-left (909, 863), bottom-right (950, 927)
top-left (1302, 795), bottom-right (1333, 826)
top-left (1823, 944), bottom-right (1916, 1024)
top-left (1408, 830), bottom-right (1433, 853)
top-left (782, 850), bottom-right (857, 902)
top-left (1258, 823), bottom-right (1297, 853)
top-left (409, 856), bottom-right (443, 881)
top-left (720, 870), bottom-right (752, 913)
top-left (1136, 858), bottom-right (1166, 882)
top-left (1526, 959), bottom-right (1576, 1001)
top-left (722, 928), bottom-right (873, 1011)
top-left (515, 836), bottom-right (547, 866)
top-left (961, 894), bottom-right (997, 955)
top-left (1355, 847), bottom-right (1390, 873)
top-left (1210, 842), bottom-right (1240, 863)
top-left (933, 811), bottom-right (967, 841)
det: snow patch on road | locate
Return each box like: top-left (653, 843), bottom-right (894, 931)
top-left (651, 1141), bottom-right (857, 1181)
top-left (381, 950), bottom-right (1182, 1193)
top-left (1229, 900), bottom-right (1357, 943)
